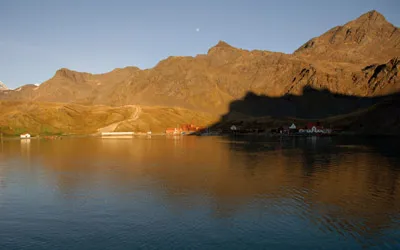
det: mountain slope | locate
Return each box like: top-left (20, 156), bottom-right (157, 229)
top-left (5, 51), bottom-right (397, 115)
top-left (0, 101), bottom-right (217, 135)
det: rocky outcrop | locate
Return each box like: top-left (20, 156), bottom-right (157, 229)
top-left (361, 57), bottom-right (400, 94)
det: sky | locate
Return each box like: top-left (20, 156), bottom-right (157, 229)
top-left (0, 0), bottom-right (399, 89)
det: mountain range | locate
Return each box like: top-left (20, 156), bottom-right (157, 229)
top-left (0, 10), bottom-right (399, 135)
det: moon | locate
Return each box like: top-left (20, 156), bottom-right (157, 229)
top-left (196, 28), bottom-right (200, 32)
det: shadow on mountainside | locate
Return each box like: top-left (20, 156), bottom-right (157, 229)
top-left (203, 85), bottom-right (400, 134)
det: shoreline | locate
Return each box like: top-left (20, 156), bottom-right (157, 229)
top-left (1, 131), bottom-right (398, 141)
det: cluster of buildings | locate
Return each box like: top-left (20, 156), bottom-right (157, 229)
top-left (165, 124), bottom-right (205, 135)
top-left (273, 122), bottom-right (332, 135)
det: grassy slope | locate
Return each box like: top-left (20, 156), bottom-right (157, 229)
top-left (0, 101), bottom-right (218, 136)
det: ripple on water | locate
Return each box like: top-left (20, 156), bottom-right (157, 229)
top-left (0, 137), bottom-right (400, 249)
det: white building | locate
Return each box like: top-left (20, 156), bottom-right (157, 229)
top-left (299, 125), bottom-right (332, 134)
top-left (101, 132), bottom-right (134, 136)
top-left (20, 133), bottom-right (31, 139)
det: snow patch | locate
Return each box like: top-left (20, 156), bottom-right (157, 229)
top-left (0, 81), bottom-right (8, 90)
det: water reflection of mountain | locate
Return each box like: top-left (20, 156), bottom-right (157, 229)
top-left (1, 137), bottom-right (400, 242)
top-left (223, 136), bottom-right (400, 238)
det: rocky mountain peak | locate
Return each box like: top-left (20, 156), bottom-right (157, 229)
top-left (215, 41), bottom-right (233, 48)
top-left (207, 40), bottom-right (238, 54)
top-left (358, 10), bottom-right (386, 22)
top-left (55, 68), bottom-right (79, 77)
top-left (53, 68), bottom-right (92, 82)
top-left (344, 9), bottom-right (393, 32)
top-left (294, 10), bottom-right (400, 64)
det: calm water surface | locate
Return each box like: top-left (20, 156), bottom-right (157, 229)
top-left (0, 136), bottom-right (399, 249)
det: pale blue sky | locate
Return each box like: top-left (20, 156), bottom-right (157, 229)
top-left (1, 0), bottom-right (399, 88)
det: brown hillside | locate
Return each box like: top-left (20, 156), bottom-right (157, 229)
top-left (0, 101), bottom-right (217, 135)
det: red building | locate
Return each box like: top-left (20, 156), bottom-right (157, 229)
top-left (165, 124), bottom-right (204, 134)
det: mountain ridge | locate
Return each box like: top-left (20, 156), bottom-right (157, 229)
top-left (0, 10), bottom-right (399, 134)
top-left (294, 10), bottom-right (400, 64)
